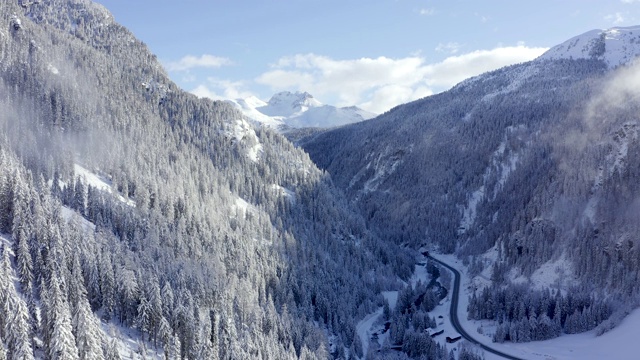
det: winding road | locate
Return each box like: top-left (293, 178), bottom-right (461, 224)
top-left (427, 255), bottom-right (523, 360)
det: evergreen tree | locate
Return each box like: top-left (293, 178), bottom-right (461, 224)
top-left (47, 274), bottom-right (80, 360)
top-left (5, 292), bottom-right (34, 360)
top-left (0, 336), bottom-right (6, 360)
top-left (73, 296), bottom-right (104, 360)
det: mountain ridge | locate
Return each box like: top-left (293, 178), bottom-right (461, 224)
top-left (301, 24), bottom-right (640, 345)
top-left (227, 90), bottom-right (376, 131)
top-left (538, 25), bottom-right (640, 68)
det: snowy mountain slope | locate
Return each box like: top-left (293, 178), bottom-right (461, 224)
top-left (539, 25), bottom-right (640, 68)
top-left (0, 1), bottom-right (415, 359)
top-left (302, 24), bottom-right (640, 346)
top-left (227, 91), bottom-right (376, 131)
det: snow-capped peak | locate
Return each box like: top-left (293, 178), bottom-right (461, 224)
top-left (538, 25), bottom-right (640, 68)
top-left (226, 91), bottom-right (376, 132)
top-left (236, 96), bottom-right (267, 110)
top-left (260, 91), bottom-right (323, 118)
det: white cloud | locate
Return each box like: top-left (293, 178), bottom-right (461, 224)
top-left (621, 0), bottom-right (639, 3)
top-left (419, 8), bottom-right (435, 16)
top-left (255, 45), bottom-right (548, 113)
top-left (436, 42), bottom-right (463, 54)
top-left (475, 12), bottom-right (490, 23)
top-left (165, 54), bottom-right (233, 72)
top-left (191, 84), bottom-right (222, 100)
top-left (190, 78), bottom-right (255, 101)
top-left (605, 12), bottom-right (625, 24)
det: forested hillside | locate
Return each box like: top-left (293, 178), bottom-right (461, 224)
top-left (7, 0), bottom-right (640, 358)
top-left (0, 1), bottom-right (422, 359)
top-left (302, 30), bottom-right (640, 341)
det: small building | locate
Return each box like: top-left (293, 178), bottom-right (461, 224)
top-left (446, 335), bottom-right (462, 343)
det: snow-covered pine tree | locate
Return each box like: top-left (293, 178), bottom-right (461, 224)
top-left (46, 273), bottom-right (79, 360)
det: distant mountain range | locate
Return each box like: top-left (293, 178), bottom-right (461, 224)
top-left (226, 91), bottom-right (376, 131)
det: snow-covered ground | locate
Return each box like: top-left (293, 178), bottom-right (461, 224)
top-left (232, 196), bottom-right (252, 220)
top-left (539, 25), bottom-right (640, 68)
top-left (585, 122), bottom-right (637, 223)
top-left (61, 206), bottom-right (96, 232)
top-left (355, 260), bottom-right (467, 358)
top-left (47, 63), bottom-right (59, 75)
top-left (271, 184), bottom-right (295, 203)
top-left (356, 307), bottom-right (384, 356)
top-left (224, 119), bottom-right (263, 162)
top-left (459, 127), bottom-right (523, 235)
top-left (434, 253), bottom-right (640, 360)
top-left (100, 321), bottom-right (163, 359)
top-left (74, 164), bottom-right (135, 207)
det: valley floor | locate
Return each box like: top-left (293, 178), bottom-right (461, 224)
top-left (436, 254), bottom-right (640, 360)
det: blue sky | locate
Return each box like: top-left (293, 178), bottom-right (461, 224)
top-left (96, 0), bottom-right (640, 112)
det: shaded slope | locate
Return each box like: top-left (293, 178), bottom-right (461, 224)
top-left (303, 58), bottom-right (607, 252)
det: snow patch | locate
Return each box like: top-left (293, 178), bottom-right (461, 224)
top-left (583, 122), bottom-right (638, 223)
top-left (610, 122), bottom-right (637, 175)
top-left (226, 119), bottom-right (263, 162)
top-left (382, 291), bottom-right (398, 310)
top-left (459, 186), bottom-right (485, 234)
top-left (47, 64), bottom-right (59, 75)
top-left (233, 196), bottom-right (252, 219)
top-left (409, 262), bottom-right (431, 288)
top-left (351, 146), bottom-right (409, 193)
top-left (271, 184), bottom-right (295, 203)
top-left (529, 255), bottom-right (574, 291)
top-left (74, 164), bottom-right (135, 207)
top-left (459, 127), bottom-right (524, 234)
top-left (101, 322), bottom-right (163, 359)
top-left (61, 206), bottom-right (96, 232)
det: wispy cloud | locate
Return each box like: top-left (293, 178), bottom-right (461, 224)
top-left (255, 45), bottom-right (548, 113)
top-left (419, 8), bottom-right (435, 16)
top-left (436, 42), bottom-right (463, 54)
top-left (605, 12), bottom-right (626, 24)
top-left (475, 12), bottom-right (490, 23)
top-left (190, 78), bottom-right (254, 101)
top-left (165, 54), bottom-right (233, 72)
top-left (621, 0), bottom-right (640, 3)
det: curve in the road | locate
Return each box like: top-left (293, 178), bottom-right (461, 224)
top-left (428, 255), bottom-right (524, 360)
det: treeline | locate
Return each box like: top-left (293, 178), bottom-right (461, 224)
top-left (468, 283), bottom-right (612, 343)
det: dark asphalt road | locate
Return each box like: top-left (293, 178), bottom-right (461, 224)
top-left (428, 255), bottom-right (524, 360)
